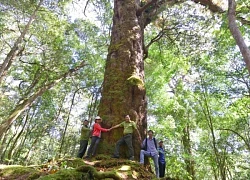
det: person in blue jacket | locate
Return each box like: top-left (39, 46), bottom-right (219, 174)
top-left (158, 140), bottom-right (166, 177)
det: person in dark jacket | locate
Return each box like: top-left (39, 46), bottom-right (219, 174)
top-left (77, 120), bottom-right (90, 158)
top-left (158, 140), bottom-right (166, 177)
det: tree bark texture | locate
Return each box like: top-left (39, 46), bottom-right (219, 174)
top-left (97, 0), bottom-right (227, 159)
top-left (98, 0), bottom-right (147, 159)
top-left (228, 0), bottom-right (250, 75)
top-left (192, 0), bottom-right (225, 12)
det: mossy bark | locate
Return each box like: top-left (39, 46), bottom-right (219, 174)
top-left (98, 0), bottom-right (147, 159)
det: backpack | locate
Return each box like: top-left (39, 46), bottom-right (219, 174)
top-left (143, 137), bottom-right (157, 151)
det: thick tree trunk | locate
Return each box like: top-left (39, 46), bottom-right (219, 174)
top-left (97, 0), bottom-right (227, 159)
top-left (98, 0), bottom-right (147, 159)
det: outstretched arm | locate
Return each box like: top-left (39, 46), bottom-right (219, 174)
top-left (95, 123), bottom-right (110, 132)
top-left (110, 124), bottom-right (120, 130)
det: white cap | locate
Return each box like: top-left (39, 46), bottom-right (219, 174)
top-left (95, 116), bottom-right (101, 120)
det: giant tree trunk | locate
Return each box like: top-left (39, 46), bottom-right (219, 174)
top-left (96, 0), bottom-right (227, 159)
top-left (98, 0), bottom-right (147, 159)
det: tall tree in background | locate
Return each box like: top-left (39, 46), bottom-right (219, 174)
top-left (228, 0), bottom-right (250, 75)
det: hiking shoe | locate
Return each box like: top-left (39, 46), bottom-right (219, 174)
top-left (83, 156), bottom-right (90, 159)
top-left (129, 156), bottom-right (134, 160)
top-left (111, 155), bottom-right (119, 158)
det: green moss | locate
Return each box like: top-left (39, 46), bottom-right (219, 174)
top-left (94, 154), bottom-right (111, 161)
top-left (127, 74), bottom-right (145, 89)
top-left (27, 172), bottom-right (42, 180)
top-left (0, 166), bottom-right (42, 180)
top-left (37, 169), bottom-right (83, 180)
top-left (58, 158), bottom-right (86, 168)
top-left (0, 157), bottom-right (159, 180)
top-left (109, 41), bottom-right (125, 51)
top-left (98, 140), bottom-right (116, 155)
top-left (92, 159), bottom-right (155, 179)
top-left (77, 165), bottom-right (121, 180)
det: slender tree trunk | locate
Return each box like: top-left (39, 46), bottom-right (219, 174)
top-left (7, 110), bottom-right (30, 160)
top-left (228, 0), bottom-right (250, 75)
top-left (53, 94), bottom-right (66, 156)
top-left (12, 105), bottom-right (37, 160)
top-left (87, 87), bottom-right (101, 124)
top-left (14, 132), bottom-right (29, 161)
top-left (0, 129), bottom-right (10, 162)
top-left (24, 137), bottom-right (40, 164)
top-left (199, 76), bottom-right (227, 180)
top-left (59, 89), bottom-right (78, 157)
top-left (182, 123), bottom-right (196, 180)
top-left (1, 132), bottom-right (14, 164)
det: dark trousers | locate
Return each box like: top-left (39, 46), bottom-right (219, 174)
top-left (77, 140), bottom-right (88, 158)
top-left (87, 136), bottom-right (100, 157)
top-left (159, 161), bottom-right (166, 177)
top-left (114, 134), bottom-right (133, 158)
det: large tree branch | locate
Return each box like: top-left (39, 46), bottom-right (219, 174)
top-left (138, 0), bottom-right (225, 17)
top-left (192, 0), bottom-right (225, 12)
top-left (228, 0), bottom-right (250, 75)
top-left (136, 0), bottom-right (158, 16)
top-left (236, 16), bottom-right (250, 26)
top-left (143, 26), bottom-right (176, 59)
top-left (0, 0), bottom-right (44, 84)
top-left (139, 0), bottom-right (225, 29)
top-left (0, 61), bottom-right (86, 140)
top-left (218, 128), bottom-right (250, 151)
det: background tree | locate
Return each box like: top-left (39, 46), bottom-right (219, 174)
top-left (228, 0), bottom-right (250, 74)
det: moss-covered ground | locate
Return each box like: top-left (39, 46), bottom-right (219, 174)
top-left (0, 155), bottom-right (178, 179)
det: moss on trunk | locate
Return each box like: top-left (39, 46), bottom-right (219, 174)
top-left (98, 0), bottom-right (147, 160)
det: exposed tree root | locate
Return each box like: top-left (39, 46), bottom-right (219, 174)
top-left (77, 165), bottom-right (121, 180)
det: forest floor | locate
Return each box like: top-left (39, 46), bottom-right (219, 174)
top-left (0, 155), bottom-right (177, 180)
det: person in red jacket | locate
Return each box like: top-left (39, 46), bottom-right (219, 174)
top-left (84, 116), bottom-right (110, 159)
